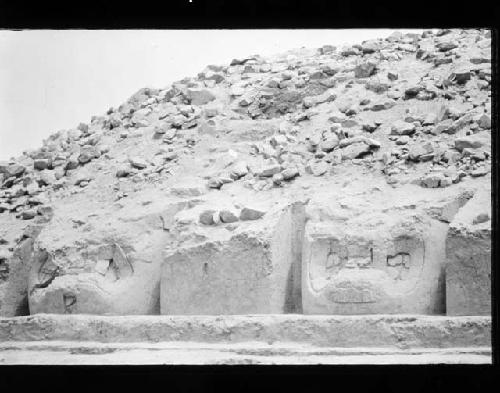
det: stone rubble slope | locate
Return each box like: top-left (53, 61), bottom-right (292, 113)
top-left (0, 28), bottom-right (492, 317)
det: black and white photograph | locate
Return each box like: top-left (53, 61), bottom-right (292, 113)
top-left (0, 24), bottom-right (493, 367)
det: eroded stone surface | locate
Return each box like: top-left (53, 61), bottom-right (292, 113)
top-left (446, 186), bottom-right (491, 315)
top-left (302, 181), bottom-right (449, 314)
top-left (0, 216), bottom-right (43, 317)
top-left (27, 197), bottom-right (187, 315)
top-left (161, 202), bottom-right (305, 314)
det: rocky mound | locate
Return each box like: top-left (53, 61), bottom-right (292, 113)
top-left (0, 28), bottom-right (491, 317)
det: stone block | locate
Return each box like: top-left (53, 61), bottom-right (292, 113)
top-left (161, 203), bottom-right (305, 315)
top-left (446, 189), bottom-right (491, 315)
top-left (0, 238), bottom-right (33, 316)
top-left (302, 215), bottom-right (448, 314)
top-left (27, 200), bottom-right (189, 316)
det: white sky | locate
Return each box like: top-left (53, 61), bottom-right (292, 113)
top-left (0, 29), bottom-right (422, 160)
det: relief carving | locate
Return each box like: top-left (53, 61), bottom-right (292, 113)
top-left (302, 219), bottom-right (442, 314)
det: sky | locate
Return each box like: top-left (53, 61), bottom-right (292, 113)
top-left (0, 29), bottom-right (422, 160)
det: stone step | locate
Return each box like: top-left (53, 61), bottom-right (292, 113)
top-left (0, 314), bottom-right (491, 348)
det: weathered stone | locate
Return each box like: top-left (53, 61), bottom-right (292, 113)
top-left (432, 119), bottom-right (456, 135)
top-left (342, 143), bottom-right (371, 160)
top-left (272, 173), bottom-right (284, 185)
top-left (199, 71), bottom-right (225, 84)
top-left (477, 114), bottom-right (491, 129)
top-left (20, 210), bottom-right (37, 220)
top-left (340, 46), bottom-right (359, 56)
top-left (319, 45), bottom-right (336, 55)
top-left (365, 81), bottom-right (389, 94)
top-left (404, 85), bottom-right (423, 99)
top-left (341, 119), bottom-right (359, 128)
top-left (473, 213), bottom-right (489, 225)
top-left (302, 214), bottom-right (448, 314)
top-left (77, 122), bottom-right (89, 133)
top-left (455, 136), bottom-right (484, 151)
top-left (38, 170), bottom-right (57, 186)
top-left (408, 143), bottom-right (433, 161)
top-left (0, 163), bottom-right (25, 178)
top-left (207, 177), bottom-right (224, 189)
top-left (65, 157), bottom-right (79, 170)
top-left (229, 161), bottom-right (249, 180)
top-left (170, 184), bottom-right (206, 198)
top-left (386, 31), bottom-right (403, 42)
top-left (396, 136), bottom-right (410, 145)
top-left (239, 207), bottom-right (265, 221)
top-left (338, 136), bottom-right (380, 149)
top-left (361, 40), bottom-right (379, 54)
top-left (404, 110), bottom-right (424, 124)
top-left (116, 166), bottom-right (133, 178)
top-left (423, 113), bottom-right (437, 126)
top-left (421, 173), bottom-right (446, 188)
top-left (434, 56), bottom-right (453, 66)
top-left (161, 217), bottom-right (296, 315)
top-left (440, 177), bottom-right (452, 188)
top-left (320, 135), bottom-right (339, 152)
top-left (278, 165), bottom-right (298, 180)
top-left (387, 71), bottom-right (398, 81)
top-left (212, 211), bottom-right (221, 225)
top-left (74, 173), bottom-right (92, 186)
top-left (391, 120), bottom-right (416, 135)
top-left (258, 164), bottom-right (281, 178)
top-left (309, 161), bottom-right (329, 176)
top-left (470, 168), bottom-right (488, 177)
top-left (219, 210), bottom-right (239, 223)
top-left (34, 159), bottom-right (50, 171)
top-left (0, 231), bottom-right (35, 317)
top-left (199, 210), bottom-right (216, 225)
top-left (328, 111), bottom-right (347, 123)
top-left (436, 41), bottom-right (458, 52)
top-left (446, 189), bottom-right (491, 315)
top-left (186, 89), bottom-right (216, 106)
top-left (369, 99), bottom-right (395, 111)
top-left (449, 66), bottom-right (471, 84)
top-left (437, 191), bottom-right (475, 223)
top-left (78, 146), bottom-right (100, 164)
top-left (129, 157), bottom-right (148, 170)
top-left (354, 61), bottom-right (377, 78)
top-left (361, 120), bottom-right (378, 133)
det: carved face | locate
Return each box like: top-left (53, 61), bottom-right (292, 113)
top-left (303, 225), bottom-right (429, 314)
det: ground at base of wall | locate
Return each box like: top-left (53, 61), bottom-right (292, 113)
top-left (0, 341), bottom-right (491, 365)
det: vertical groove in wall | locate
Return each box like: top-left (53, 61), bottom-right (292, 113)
top-left (284, 201), bottom-right (306, 313)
